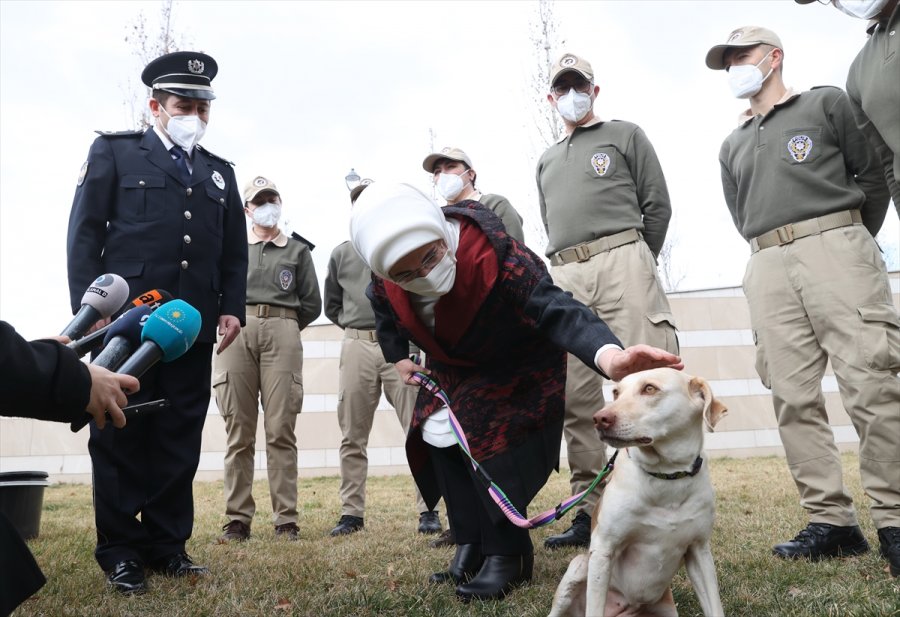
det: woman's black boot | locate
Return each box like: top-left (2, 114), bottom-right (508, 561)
top-left (455, 553), bottom-right (533, 602)
top-left (428, 543), bottom-right (484, 584)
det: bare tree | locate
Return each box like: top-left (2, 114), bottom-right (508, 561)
top-left (657, 233), bottom-right (686, 292)
top-left (121, 0), bottom-right (192, 130)
top-left (523, 0), bottom-right (566, 250)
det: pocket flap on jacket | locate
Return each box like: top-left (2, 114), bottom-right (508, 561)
top-left (858, 303), bottom-right (900, 328)
top-left (121, 173), bottom-right (165, 189)
top-left (647, 311), bottom-right (678, 329)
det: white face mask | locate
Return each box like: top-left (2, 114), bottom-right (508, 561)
top-left (435, 171), bottom-right (469, 201)
top-left (251, 203), bottom-right (281, 227)
top-left (556, 88), bottom-right (593, 124)
top-left (727, 50), bottom-right (774, 99)
top-left (399, 251), bottom-right (457, 297)
top-left (160, 106), bottom-right (207, 150)
top-left (833, 0), bottom-right (890, 19)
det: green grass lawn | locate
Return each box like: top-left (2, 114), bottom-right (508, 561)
top-left (13, 453), bottom-right (900, 616)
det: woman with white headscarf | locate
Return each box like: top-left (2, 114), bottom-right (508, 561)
top-left (350, 183), bottom-right (682, 603)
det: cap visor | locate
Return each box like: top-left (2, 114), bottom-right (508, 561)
top-left (160, 87), bottom-right (216, 101)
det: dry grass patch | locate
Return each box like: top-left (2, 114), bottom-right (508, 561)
top-left (13, 454), bottom-right (900, 616)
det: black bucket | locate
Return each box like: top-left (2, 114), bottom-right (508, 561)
top-left (0, 471), bottom-right (50, 540)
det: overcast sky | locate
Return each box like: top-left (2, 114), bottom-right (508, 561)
top-left (1, 0), bottom-right (897, 339)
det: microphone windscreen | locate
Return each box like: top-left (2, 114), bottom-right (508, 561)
top-left (79, 273), bottom-right (130, 318)
top-left (102, 305), bottom-right (152, 347)
top-left (140, 299), bottom-right (201, 362)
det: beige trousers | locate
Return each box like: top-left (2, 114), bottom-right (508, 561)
top-left (337, 331), bottom-right (427, 517)
top-left (213, 314), bottom-right (304, 526)
top-left (550, 239), bottom-right (679, 513)
top-left (744, 225), bottom-right (900, 528)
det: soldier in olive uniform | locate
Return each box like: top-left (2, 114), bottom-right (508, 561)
top-left (796, 0), bottom-right (899, 213)
top-left (215, 176), bottom-right (322, 543)
top-left (66, 51), bottom-right (248, 594)
top-left (423, 147), bottom-right (526, 244)
top-left (323, 180), bottom-right (442, 538)
top-left (706, 26), bottom-right (899, 576)
top-left (536, 53), bottom-right (679, 549)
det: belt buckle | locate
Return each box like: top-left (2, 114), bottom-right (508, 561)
top-left (573, 243), bottom-right (591, 262)
top-left (257, 304), bottom-right (270, 318)
top-left (776, 225), bottom-right (794, 245)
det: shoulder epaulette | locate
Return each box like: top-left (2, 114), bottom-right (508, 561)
top-left (196, 144), bottom-right (235, 166)
top-left (94, 129), bottom-right (143, 137)
top-left (291, 232), bottom-right (315, 252)
top-left (810, 85), bottom-right (842, 93)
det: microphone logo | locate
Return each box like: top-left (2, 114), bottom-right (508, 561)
top-left (86, 286), bottom-right (110, 298)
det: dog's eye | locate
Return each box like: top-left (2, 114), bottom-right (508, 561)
top-left (642, 384), bottom-right (658, 395)
top-left (611, 388), bottom-right (619, 400)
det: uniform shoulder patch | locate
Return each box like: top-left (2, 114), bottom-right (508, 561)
top-left (195, 144), bottom-right (235, 166)
top-left (291, 232), bottom-right (315, 252)
top-left (94, 129), bottom-right (143, 138)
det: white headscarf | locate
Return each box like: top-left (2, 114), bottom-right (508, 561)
top-left (350, 183), bottom-right (457, 279)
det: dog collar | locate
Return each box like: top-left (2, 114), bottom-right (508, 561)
top-left (643, 456), bottom-right (704, 480)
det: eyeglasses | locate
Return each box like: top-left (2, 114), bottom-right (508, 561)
top-left (391, 243), bottom-right (445, 284)
top-left (551, 79), bottom-right (593, 98)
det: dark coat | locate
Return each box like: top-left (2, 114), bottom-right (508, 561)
top-left (66, 129), bottom-right (248, 344)
top-left (0, 320), bottom-right (90, 422)
top-left (369, 202), bottom-right (621, 509)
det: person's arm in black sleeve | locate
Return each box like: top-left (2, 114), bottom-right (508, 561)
top-left (0, 321), bottom-right (91, 422)
top-left (366, 279), bottom-right (411, 364)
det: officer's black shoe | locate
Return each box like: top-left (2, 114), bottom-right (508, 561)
top-left (106, 560), bottom-right (147, 595)
top-left (877, 526), bottom-right (900, 577)
top-left (772, 523), bottom-right (870, 561)
top-left (455, 553), bottom-right (533, 603)
top-left (544, 510), bottom-right (591, 549)
top-left (429, 543), bottom-right (483, 585)
top-left (149, 552), bottom-right (209, 577)
top-left (418, 510), bottom-right (442, 535)
top-left (329, 514), bottom-right (364, 537)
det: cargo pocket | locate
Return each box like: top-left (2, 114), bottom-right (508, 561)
top-left (752, 329), bottom-right (772, 389)
top-left (291, 371), bottom-right (304, 414)
top-left (646, 311), bottom-right (680, 355)
top-left (857, 303), bottom-right (900, 372)
top-left (211, 370), bottom-right (233, 417)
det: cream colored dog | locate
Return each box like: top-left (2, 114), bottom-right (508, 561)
top-left (548, 368), bottom-right (727, 617)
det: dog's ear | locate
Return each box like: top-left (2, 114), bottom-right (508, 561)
top-left (689, 376), bottom-right (729, 432)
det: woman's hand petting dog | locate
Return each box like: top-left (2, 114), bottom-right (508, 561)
top-left (598, 344), bottom-right (684, 382)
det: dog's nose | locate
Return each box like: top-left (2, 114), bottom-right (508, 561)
top-left (594, 409), bottom-right (614, 430)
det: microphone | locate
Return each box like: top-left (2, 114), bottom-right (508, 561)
top-left (69, 300), bottom-right (201, 433)
top-left (67, 289), bottom-right (173, 358)
top-left (61, 273), bottom-right (130, 340)
top-left (116, 299), bottom-right (202, 378)
top-left (90, 305), bottom-right (153, 371)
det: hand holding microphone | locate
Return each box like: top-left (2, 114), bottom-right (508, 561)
top-left (71, 299), bottom-right (202, 432)
top-left (85, 366), bottom-right (139, 430)
top-left (61, 273), bottom-right (130, 340)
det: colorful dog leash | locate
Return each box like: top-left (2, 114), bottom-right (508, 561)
top-left (411, 371), bottom-right (617, 529)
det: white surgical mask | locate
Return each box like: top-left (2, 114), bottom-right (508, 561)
top-left (435, 172), bottom-right (468, 201)
top-left (556, 88), bottom-right (593, 123)
top-left (251, 203), bottom-right (281, 227)
top-left (160, 106), bottom-right (207, 150)
top-left (399, 251), bottom-right (457, 297)
top-left (833, 0), bottom-right (890, 19)
top-left (727, 50), bottom-right (774, 99)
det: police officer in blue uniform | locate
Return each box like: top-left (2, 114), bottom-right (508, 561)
top-left (66, 51), bottom-right (248, 594)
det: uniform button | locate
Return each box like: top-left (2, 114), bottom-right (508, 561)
top-left (184, 210), bottom-right (192, 220)
top-left (183, 235), bottom-right (191, 244)
top-left (186, 187), bottom-right (193, 196)
top-left (760, 126), bottom-right (765, 130)
top-left (139, 180), bottom-right (146, 186)
top-left (890, 30), bottom-right (895, 36)
top-left (219, 197), bottom-right (225, 204)
top-left (181, 260), bottom-right (189, 270)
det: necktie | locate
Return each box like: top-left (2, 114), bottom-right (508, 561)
top-left (169, 147), bottom-right (191, 186)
